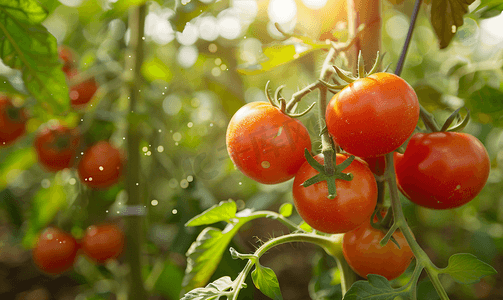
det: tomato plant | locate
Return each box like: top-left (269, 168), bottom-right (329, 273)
top-left (0, 94), bottom-right (27, 146)
top-left (78, 141), bottom-right (123, 189)
top-left (34, 122), bottom-right (80, 172)
top-left (32, 227), bottom-right (79, 275)
top-left (342, 219), bottom-right (414, 280)
top-left (67, 70), bottom-right (98, 108)
top-left (394, 132), bottom-right (490, 209)
top-left (325, 72), bottom-right (419, 158)
top-left (226, 102), bottom-right (311, 184)
top-left (292, 154), bottom-right (377, 233)
top-left (81, 224), bottom-right (125, 264)
top-left (58, 45), bottom-right (75, 76)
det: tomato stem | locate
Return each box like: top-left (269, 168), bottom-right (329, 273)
top-left (124, 4), bottom-right (148, 300)
top-left (394, 0), bottom-right (423, 77)
top-left (385, 152), bottom-right (450, 300)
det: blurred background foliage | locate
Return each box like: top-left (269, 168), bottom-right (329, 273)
top-left (0, 0), bottom-right (502, 299)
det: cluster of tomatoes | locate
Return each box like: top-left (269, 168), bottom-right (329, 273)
top-left (226, 72), bottom-right (490, 280)
top-left (32, 224), bottom-right (124, 275)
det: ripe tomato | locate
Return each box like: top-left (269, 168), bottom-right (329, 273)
top-left (292, 154), bottom-right (377, 233)
top-left (325, 73), bottom-right (419, 158)
top-left (363, 156), bottom-right (386, 176)
top-left (78, 141), bottom-right (123, 189)
top-left (32, 227), bottom-right (79, 275)
top-left (58, 46), bottom-right (75, 76)
top-left (0, 95), bottom-right (27, 146)
top-left (67, 71), bottom-right (98, 108)
top-left (343, 220), bottom-right (414, 280)
top-left (81, 224), bottom-right (125, 264)
top-left (394, 132), bottom-right (490, 209)
top-left (34, 122), bottom-right (80, 172)
top-left (226, 102), bottom-right (312, 184)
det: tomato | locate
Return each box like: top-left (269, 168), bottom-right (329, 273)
top-left (78, 141), bottom-right (123, 189)
top-left (32, 227), bottom-right (79, 275)
top-left (34, 122), bottom-right (80, 172)
top-left (0, 95), bottom-right (27, 146)
top-left (325, 73), bottom-right (419, 158)
top-left (292, 154), bottom-right (377, 233)
top-left (363, 156), bottom-right (386, 176)
top-left (58, 46), bottom-right (75, 76)
top-left (343, 220), bottom-right (414, 280)
top-left (394, 132), bottom-right (490, 209)
top-left (67, 70), bottom-right (98, 108)
top-left (81, 224), bottom-right (125, 264)
top-left (226, 102), bottom-right (312, 184)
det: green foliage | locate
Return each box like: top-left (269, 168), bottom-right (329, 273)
top-left (343, 275), bottom-right (411, 300)
top-left (439, 253), bottom-right (497, 284)
top-left (279, 203), bottom-right (292, 218)
top-left (430, 0), bottom-right (476, 49)
top-left (251, 263), bottom-right (283, 300)
top-left (185, 199), bottom-right (237, 226)
top-left (180, 276), bottom-right (246, 300)
top-left (473, 0), bottom-right (503, 18)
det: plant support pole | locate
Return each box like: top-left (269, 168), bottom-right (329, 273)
top-left (125, 4), bottom-right (147, 300)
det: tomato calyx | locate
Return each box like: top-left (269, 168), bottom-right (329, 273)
top-left (369, 207), bottom-right (402, 249)
top-left (440, 107), bottom-right (471, 132)
top-left (301, 149), bottom-right (354, 199)
top-left (264, 81), bottom-right (316, 118)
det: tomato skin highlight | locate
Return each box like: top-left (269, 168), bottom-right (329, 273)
top-left (0, 95), bottom-right (27, 146)
top-left (32, 227), bottom-right (79, 275)
top-left (394, 132), bottom-right (490, 209)
top-left (78, 141), bottom-right (123, 189)
top-left (343, 221), bottom-right (414, 280)
top-left (81, 224), bottom-right (125, 264)
top-left (34, 123), bottom-right (80, 172)
top-left (226, 102), bottom-right (312, 184)
top-left (325, 73), bottom-right (419, 158)
top-left (292, 154), bottom-right (377, 233)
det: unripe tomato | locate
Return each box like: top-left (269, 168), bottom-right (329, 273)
top-left (343, 220), bottom-right (414, 280)
top-left (226, 102), bottom-right (312, 184)
top-left (0, 95), bottom-right (27, 146)
top-left (34, 122), bottom-right (80, 172)
top-left (81, 224), bottom-right (125, 264)
top-left (292, 154), bottom-right (377, 233)
top-left (67, 70), bottom-right (98, 108)
top-left (78, 141), bottom-right (123, 189)
top-left (394, 132), bottom-right (490, 209)
top-left (32, 227), bottom-right (79, 275)
top-left (325, 73), bottom-right (419, 157)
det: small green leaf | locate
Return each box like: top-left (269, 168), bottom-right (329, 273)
top-left (181, 276), bottom-right (245, 300)
top-left (185, 199), bottom-right (237, 227)
top-left (279, 203), bottom-right (292, 218)
top-left (343, 274), bottom-right (410, 300)
top-left (430, 0), bottom-right (476, 49)
top-left (473, 0), bottom-right (503, 18)
top-left (299, 222), bottom-right (313, 232)
top-left (440, 253), bottom-right (497, 284)
top-left (252, 264), bottom-right (283, 300)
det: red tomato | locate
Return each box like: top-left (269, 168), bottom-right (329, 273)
top-left (325, 73), bottom-right (419, 158)
top-left (34, 122), bottom-right (80, 172)
top-left (58, 46), bottom-right (75, 76)
top-left (343, 220), bottom-right (414, 280)
top-left (0, 95), bottom-right (27, 146)
top-left (78, 141), bottom-right (123, 189)
top-left (394, 132), bottom-right (490, 209)
top-left (68, 74), bottom-right (98, 108)
top-left (363, 156), bottom-right (386, 176)
top-left (81, 224), bottom-right (125, 264)
top-left (32, 227), bottom-right (79, 275)
top-left (292, 154), bottom-right (377, 233)
top-left (226, 102), bottom-right (312, 184)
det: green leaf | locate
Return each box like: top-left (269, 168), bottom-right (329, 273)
top-left (430, 0), bottom-right (476, 49)
top-left (0, 189), bottom-right (23, 230)
top-left (299, 222), bottom-right (313, 232)
top-left (0, 1), bottom-right (69, 113)
top-left (0, 147), bottom-right (36, 190)
top-left (440, 253), bottom-right (497, 284)
top-left (181, 226), bottom-right (240, 293)
top-left (185, 199), bottom-right (237, 226)
top-left (171, 0), bottom-right (230, 32)
top-left (343, 275), bottom-right (410, 300)
top-left (279, 203), bottom-right (292, 218)
top-left (252, 264), bottom-right (283, 300)
top-left (181, 276), bottom-right (246, 300)
top-left (0, 75), bottom-right (27, 94)
top-left (153, 259), bottom-right (184, 300)
top-left (237, 37), bottom-right (331, 75)
top-left (473, 0), bottom-right (503, 18)
top-left (466, 85), bottom-right (503, 125)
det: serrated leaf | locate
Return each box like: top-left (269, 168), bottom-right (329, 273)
top-left (181, 276), bottom-right (245, 300)
top-left (279, 203), bottom-right (292, 218)
top-left (440, 253), bottom-right (497, 284)
top-left (343, 275), bottom-right (410, 300)
top-left (0, 1), bottom-right (69, 113)
top-left (252, 264), bottom-right (283, 300)
top-left (430, 0), bottom-right (476, 49)
top-left (237, 37), bottom-right (330, 75)
top-left (185, 200), bottom-right (237, 226)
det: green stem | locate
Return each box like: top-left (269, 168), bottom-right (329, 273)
top-left (250, 211), bottom-right (302, 232)
top-left (125, 4), bottom-right (147, 300)
top-left (285, 81), bottom-right (321, 112)
top-left (420, 106), bottom-right (441, 132)
top-left (385, 153), bottom-right (449, 300)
